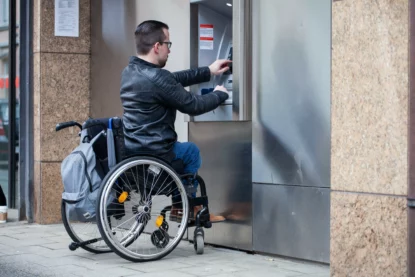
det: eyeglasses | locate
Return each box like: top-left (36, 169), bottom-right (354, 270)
top-left (159, 41), bottom-right (172, 49)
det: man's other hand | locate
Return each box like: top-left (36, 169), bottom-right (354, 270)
top-left (214, 85), bottom-right (228, 93)
top-left (209, 60), bottom-right (231, 75)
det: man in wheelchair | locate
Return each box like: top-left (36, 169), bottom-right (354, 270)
top-left (120, 20), bottom-right (230, 222)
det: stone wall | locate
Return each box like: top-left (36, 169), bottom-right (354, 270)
top-left (33, 0), bottom-right (91, 223)
top-left (331, 0), bottom-right (408, 276)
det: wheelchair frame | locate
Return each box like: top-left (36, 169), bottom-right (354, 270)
top-left (56, 118), bottom-right (214, 262)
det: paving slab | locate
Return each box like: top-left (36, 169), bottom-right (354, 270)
top-left (0, 223), bottom-right (330, 277)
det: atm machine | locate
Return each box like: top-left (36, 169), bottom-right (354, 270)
top-left (187, 0), bottom-right (330, 263)
top-left (187, 0), bottom-right (253, 251)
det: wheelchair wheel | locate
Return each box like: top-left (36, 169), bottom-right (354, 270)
top-left (97, 156), bottom-right (189, 262)
top-left (195, 234), bottom-right (204, 255)
top-left (193, 227), bottom-right (205, 255)
top-left (61, 201), bottom-right (111, 254)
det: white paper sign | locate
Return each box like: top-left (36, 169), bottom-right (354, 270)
top-left (200, 39), bottom-right (214, 50)
top-left (55, 0), bottom-right (79, 37)
top-left (200, 24), bottom-right (214, 50)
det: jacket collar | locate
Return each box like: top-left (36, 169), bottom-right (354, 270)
top-left (129, 56), bottom-right (160, 68)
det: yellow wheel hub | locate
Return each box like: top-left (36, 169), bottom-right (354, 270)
top-left (156, 215), bottom-right (164, 227)
top-left (118, 191), bottom-right (128, 203)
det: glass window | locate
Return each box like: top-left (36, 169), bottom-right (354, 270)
top-left (0, 0), bottom-right (20, 215)
top-left (0, 0), bottom-right (8, 26)
top-left (0, 0), bottom-right (8, 210)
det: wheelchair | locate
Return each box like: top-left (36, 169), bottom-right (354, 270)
top-left (56, 117), bottom-right (214, 262)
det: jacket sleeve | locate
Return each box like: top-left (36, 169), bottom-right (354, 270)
top-left (172, 67), bottom-right (211, 87)
top-left (154, 69), bottom-right (229, 116)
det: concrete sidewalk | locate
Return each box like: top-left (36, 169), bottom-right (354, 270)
top-left (0, 223), bottom-right (329, 277)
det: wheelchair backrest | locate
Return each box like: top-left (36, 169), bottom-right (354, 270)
top-left (82, 117), bottom-right (125, 164)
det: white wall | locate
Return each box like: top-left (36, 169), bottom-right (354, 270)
top-left (91, 0), bottom-right (190, 142)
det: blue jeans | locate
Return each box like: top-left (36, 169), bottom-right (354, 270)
top-left (172, 142), bottom-right (201, 205)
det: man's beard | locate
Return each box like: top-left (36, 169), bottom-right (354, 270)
top-left (159, 58), bottom-right (167, 68)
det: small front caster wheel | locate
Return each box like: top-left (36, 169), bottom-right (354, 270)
top-left (194, 234), bottom-right (204, 255)
top-left (69, 242), bottom-right (78, 251)
top-left (151, 229), bottom-right (169, 248)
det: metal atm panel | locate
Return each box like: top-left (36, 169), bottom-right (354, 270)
top-left (187, 0), bottom-right (253, 250)
top-left (189, 121), bottom-right (252, 250)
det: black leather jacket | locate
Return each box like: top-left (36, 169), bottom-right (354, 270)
top-left (121, 56), bottom-right (229, 159)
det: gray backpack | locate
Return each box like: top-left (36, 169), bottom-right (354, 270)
top-left (61, 131), bottom-right (104, 222)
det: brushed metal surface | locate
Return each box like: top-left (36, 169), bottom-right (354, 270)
top-left (232, 0), bottom-right (252, 121)
top-left (91, 0), bottom-right (136, 117)
top-left (251, 0), bottom-right (331, 187)
top-left (253, 184), bottom-right (330, 263)
top-left (189, 121), bottom-right (252, 250)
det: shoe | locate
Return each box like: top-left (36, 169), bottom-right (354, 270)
top-left (193, 206), bottom-right (226, 223)
top-left (224, 213), bottom-right (247, 221)
top-left (209, 214), bottom-right (226, 222)
top-left (169, 206), bottom-right (226, 223)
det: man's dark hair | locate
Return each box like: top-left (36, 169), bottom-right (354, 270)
top-left (135, 20), bottom-right (169, 55)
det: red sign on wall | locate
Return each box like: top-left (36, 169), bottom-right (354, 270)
top-left (200, 24), bottom-right (214, 50)
top-left (0, 77), bottom-right (20, 89)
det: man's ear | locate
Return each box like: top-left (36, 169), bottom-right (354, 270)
top-left (153, 42), bottom-right (160, 54)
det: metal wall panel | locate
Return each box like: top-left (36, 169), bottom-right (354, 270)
top-left (189, 121), bottom-right (252, 250)
top-left (253, 184), bottom-right (330, 263)
top-left (252, 0), bottom-right (331, 187)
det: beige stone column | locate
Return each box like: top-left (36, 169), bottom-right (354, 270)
top-left (331, 0), bottom-right (408, 276)
top-left (33, 0), bottom-right (91, 224)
